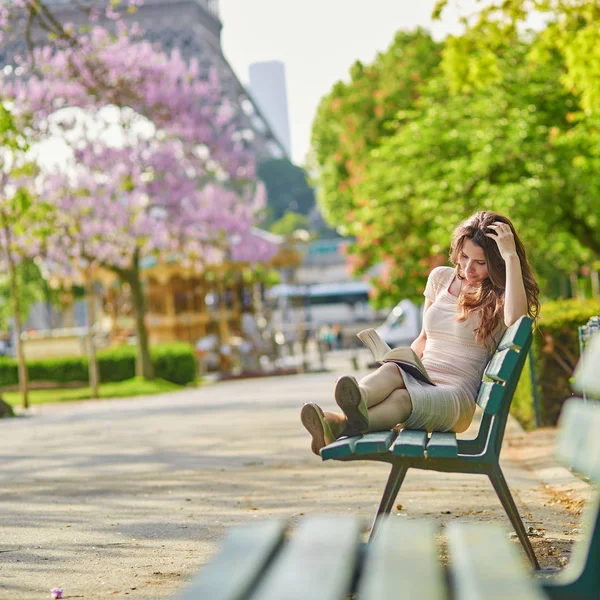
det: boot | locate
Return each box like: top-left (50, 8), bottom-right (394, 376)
top-left (334, 375), bottom-right (369, 435)
top-left (300, 403), bottom-right (347, 456)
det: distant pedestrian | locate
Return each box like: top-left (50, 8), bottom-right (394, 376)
top-left (318, 325), bottom-right (333, 351)
top-left (332, 324), bottom-right (343, 350)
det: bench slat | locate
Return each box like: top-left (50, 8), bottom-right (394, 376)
top-left (484, 348), bottom-right (519, 383)
top-left (447, 523), bottom-right (548, 600)
top-left (320, 435), bottom-right (361, 460)
top-left (497, 317), bottom-right (532, 351)
top-left (544, 400), bottom-right (600, 599)
top-left (355, 430), bottom-right (397, 454)
top-left (554, 399), bottom-right (590, 471)
top-left (555, 399), bottom-right (600, 483)
top-left (358, 518), bottom-right (447, 600)
top-left (427, 432), bottom-right (458, 458)
top-left (176, 520), bottom-right (285, 600)
top-left (392, 429), bottom-right (428, 457)
top-left (476, 381), bottom-right (505, 414)
top-left (250, 516), bottom-right (361, 600)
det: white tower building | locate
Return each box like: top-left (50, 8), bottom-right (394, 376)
top-left (249, 61), bottom-right (292, 157)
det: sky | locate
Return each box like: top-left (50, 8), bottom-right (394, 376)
top-left (219, 0), bottom-right (471, 165)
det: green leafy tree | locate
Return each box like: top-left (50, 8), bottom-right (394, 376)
top-left (269, 212), bottom-right (310, 237)
top-left (343, 42), bottom-right (597, 306)
top-left (0, 103), bottom-right (55, 408)
top-left (257, 159), bottom-right (316, 227)
top-left (434, 0), bottom-right (600, 114)
top-left (310, 29), bottom-right (442, 232)
top-left (0, 259), bottom-right (48, 330)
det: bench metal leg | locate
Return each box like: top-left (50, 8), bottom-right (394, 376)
top-left (368, 463), bottom-right (408, 541)
top-left (488, 465), bottom-right (540, 570)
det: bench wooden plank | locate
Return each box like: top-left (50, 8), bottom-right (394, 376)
top-left (543, 399), bottom-right (600, 599)
top-left (447, 523), bottom-right (548, 600)
top-left (555, 398), bottom-right (600, 482)
top-left (392, 429), bottom-right (428, 457)
top-left (250, 516), bottom-right (361, 600)
top-left (355, 430), bottom-right (397, 454)
top-left (484, 348), bottom-right (519, 383)
top-left (358, 518), bottom-right (447, 600)
top-left (320, 435), bottom-right (361, 460)
top-left (427, 432), bottom-right (458, 458)
top-left (176, 520), bottom-right (285, 600)
top-left (554, 399), bottom-right (588, 470)
top-left (476, 381), bottom-right (505, 415)
top-left (497, 318), bottom-right (532, 351)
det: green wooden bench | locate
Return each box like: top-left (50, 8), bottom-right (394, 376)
top-left (320, 315), bottom-right (541, 569)
top-left (174, 398), bottom-right (600, 600)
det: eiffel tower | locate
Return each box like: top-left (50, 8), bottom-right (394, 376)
top-left (0, 0), bottom-right (288, 161)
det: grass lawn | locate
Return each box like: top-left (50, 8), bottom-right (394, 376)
top-left (3, 377), bottom-right (184, 407)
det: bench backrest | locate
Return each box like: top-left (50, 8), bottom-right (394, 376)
top-left (547, 399), bottom-right (600, 597)
top-left (473, 316), bottom-right (533, 457)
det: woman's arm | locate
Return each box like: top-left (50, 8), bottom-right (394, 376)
top-left (503, 255), bottom-right (528, 326)
top-left (411, 298), bottom-right (432, 358)
top-left (486, 222), bottom-right (528, 326)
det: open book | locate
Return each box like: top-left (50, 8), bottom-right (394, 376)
top-left (357, 328), bottom-right (435, 386)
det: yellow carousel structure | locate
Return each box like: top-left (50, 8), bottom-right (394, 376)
top-left (23, 230), bottom-right (304, 360)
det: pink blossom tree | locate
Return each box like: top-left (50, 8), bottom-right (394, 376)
top-left (2, 22), bottom-right (277, 380)
top-left (0, 0), bottom-right (142, 48)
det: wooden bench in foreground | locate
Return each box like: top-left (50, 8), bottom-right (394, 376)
top-left (176, 398), bottom-right (599, 600)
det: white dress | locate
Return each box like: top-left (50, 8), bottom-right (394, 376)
top-left (391, 266), bottom-right (504, 433)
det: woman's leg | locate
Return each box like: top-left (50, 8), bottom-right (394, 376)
top-left (366, 389), bottom-right (412, 432)
top-left (359, 363), bottom-right (406, 407)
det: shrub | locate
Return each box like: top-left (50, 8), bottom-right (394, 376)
top-left (0, 357), bottom-right (18, 388)
top-left (150, 343), bottom-right (198, 386)
top-left (97, 345), bottom-right (137, 382)
top-left (511, 353), bottom-right (537, 430)
top-left (0, 342), bottom-right (196, 388)
top-left (510, 298), bottom-right (600, 428)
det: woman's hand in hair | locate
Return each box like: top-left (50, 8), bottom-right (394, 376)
top-left (485, 221), bottom-right (518, 261)
top-left (487, 221), bottom-right (527, 325)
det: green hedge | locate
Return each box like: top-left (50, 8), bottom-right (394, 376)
top-left (511, 352), bottom-right (536, 430)
top-left (511, 298), bottom-right (600, 428)
top-left (0, 342), bottom-right (197, 388)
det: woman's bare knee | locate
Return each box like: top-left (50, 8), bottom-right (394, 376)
top-left (387, 389), bottom-right (412, 418)
top-left (358, 362), bottom-right (406, 408)
top-left (378, 362), bottom-right (406, 385)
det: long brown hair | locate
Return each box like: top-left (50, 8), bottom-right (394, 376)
top-left (449, 211), bottom-right (540, 346)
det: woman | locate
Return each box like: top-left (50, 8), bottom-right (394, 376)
top-left (301, 211), bottom-right (540, 456)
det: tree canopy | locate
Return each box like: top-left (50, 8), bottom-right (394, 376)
top-left (310, 15), bottom-right (600, 306)
top-left (310, 29), bottom-right (442, 232)
top-left (257, 158), bottom-right (315, 227)
top-left (434, 0), bottom-right (600, 113)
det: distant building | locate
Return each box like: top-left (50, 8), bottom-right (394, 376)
top-left (268, 239), bottom-right (389, 329)
top-left (249, 61), bottom-right (292, 157)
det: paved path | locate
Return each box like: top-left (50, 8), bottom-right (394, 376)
top-left (0, 366), bottom-right (590, 600)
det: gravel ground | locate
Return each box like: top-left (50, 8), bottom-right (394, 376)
top-left (0, 360), bottom-right (591, 600)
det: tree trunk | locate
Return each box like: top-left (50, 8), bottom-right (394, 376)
top-left (4, 235), bottom-right (28, 409)
top-left (569, 272), bottom-right (579, 299)
top-left (123, 263), bottom-right (154, 380)
top-left (84, 273), bottom-right (100, 398)
top-left (591, 270), bottom-right (599, 298)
